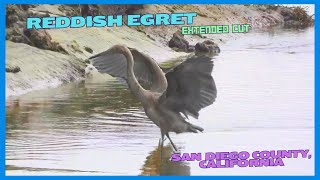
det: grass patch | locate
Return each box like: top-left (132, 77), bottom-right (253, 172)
top-left (84, 46), bottom-right (93, 53)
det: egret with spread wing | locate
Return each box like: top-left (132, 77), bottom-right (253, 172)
top-left (90, 45), bottom-right (216, 156)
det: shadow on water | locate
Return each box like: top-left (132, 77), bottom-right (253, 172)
top-left (140, 145), bottom-right (190, 176)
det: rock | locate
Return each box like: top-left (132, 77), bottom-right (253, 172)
top-left (23, 28), bottom-right (68, 54)
top-left (58, 4), bottom-right (145, 17)
top-left (80, 5), bottom-right (99, 16)
top-left (6, 66), bottom-right (21, 73)
top-left (195, 40), bottom-right (220, 55)
top-left (85, 64), bottom-right (95, 78)
top-left (6, 27), bottom-right (29, 44)
top-left (280, 8), bottom-right (293, 21)
top-left (280, 7), bottom-right (313, 28)
top-left (6, 15), bottom-right (19, 27)
top-left (168, 30), bottom-right (190, 52)
top-left (169, 32), bottom-right (220, 55)
top-left (10, 35), bottom-right (29, 44)
top-left (188, 45), bottom-right (195, 52)
top-left (24, 29), bottom-right (51, 49)
top-left (19, 5), bottom-right (31, 11)
top-left (6, 6), bottom-right (19, 27)
top-left (6, 5), bottom-right (68, 54)
top-left (125, 5), bottom-right (145, 14)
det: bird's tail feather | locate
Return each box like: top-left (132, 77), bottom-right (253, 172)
top-left (186, 122), bottom-right (204, 133)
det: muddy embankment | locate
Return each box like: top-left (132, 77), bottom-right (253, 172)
top-left (5, 4), bottom-right (314, 98)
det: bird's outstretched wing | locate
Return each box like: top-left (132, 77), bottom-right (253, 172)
top-left (89, 46), bottom-right (159, 89)
top-left (160, 56), bottom-right (217, 119)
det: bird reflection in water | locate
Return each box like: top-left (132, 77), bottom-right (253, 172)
top-left (140, 145), bottom-right (190, 176)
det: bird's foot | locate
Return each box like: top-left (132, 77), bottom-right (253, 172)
top-left (171, 144), bottom-right (179, 153)
top-left (172, 148), bottom-right (179, 154)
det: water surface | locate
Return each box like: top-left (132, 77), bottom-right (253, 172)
top-left (6, 28), bottom-right (314, 175)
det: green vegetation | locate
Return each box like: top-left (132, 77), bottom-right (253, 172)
top-left (84, 46), bottom-right (93, 53)
top-left (68, 40), bottom-right (83, 53)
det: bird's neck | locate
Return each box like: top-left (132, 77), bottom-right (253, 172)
top-left (126, 54), bottom-right (152, 105)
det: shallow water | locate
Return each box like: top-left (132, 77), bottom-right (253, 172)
top-left (6, 27), bottom-right (314, 175)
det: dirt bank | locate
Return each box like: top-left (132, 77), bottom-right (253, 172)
top-left (5, 4), bottom-right (313, 98)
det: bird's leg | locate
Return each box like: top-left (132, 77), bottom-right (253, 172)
top-left (159, 133), bottom-right (165, 161)
top-left (166, 133), bottom-right (178, 152)
top-left (158, 137), bottom-right (167, 148)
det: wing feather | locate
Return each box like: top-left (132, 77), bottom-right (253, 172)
top-left (160, 56), bottom-right (217, 119)
top-left (89, 46), bottom-right (156, 89)
top-left (91, 52), bottom-right (128, 78)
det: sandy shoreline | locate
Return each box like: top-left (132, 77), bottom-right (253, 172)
top-left (5, 4), bottom-right (313, 98)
